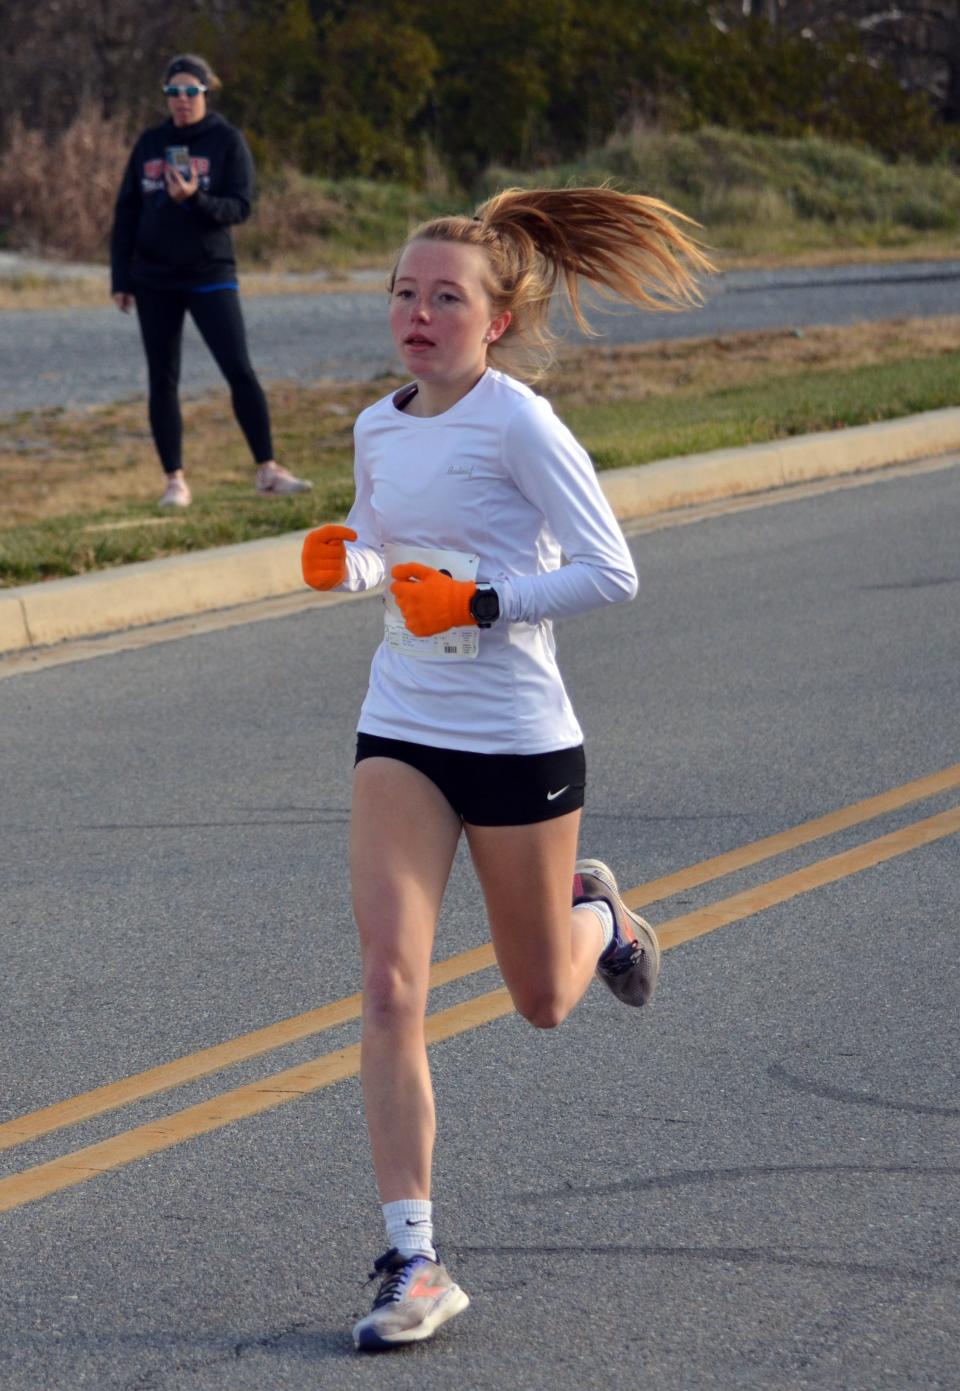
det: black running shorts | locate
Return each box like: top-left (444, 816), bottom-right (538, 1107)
top-left (354, 733), bottom-right (586, 826)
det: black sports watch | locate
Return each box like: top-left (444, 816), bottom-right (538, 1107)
top-left (469, 583), bottom-right (500, 629)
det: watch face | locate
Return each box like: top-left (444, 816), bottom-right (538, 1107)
top-left (472, 588), bottom-right (499, 623)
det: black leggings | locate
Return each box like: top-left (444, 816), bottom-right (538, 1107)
top-left (134, 286), bottom-right (273, 474)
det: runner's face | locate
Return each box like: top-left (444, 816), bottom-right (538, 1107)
top-left (389, 239), bottom-right (509, 402)
top-left (166, 70), bottom-right (207, 127)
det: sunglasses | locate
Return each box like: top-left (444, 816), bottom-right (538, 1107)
top-left (163, 84), bottom-right (206, 98)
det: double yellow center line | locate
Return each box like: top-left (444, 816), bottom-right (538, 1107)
top-left (2, 763), bottom-right (959, 1215)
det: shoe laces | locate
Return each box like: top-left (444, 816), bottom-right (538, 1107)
top-left (603, 940), bottom-right (644, 975)
top-left (367, 1248), bottom-right (418, 1307)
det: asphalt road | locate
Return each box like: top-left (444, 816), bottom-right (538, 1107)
top-left (2, 259), bottom-right (960, 414)
top-left (1, 460), bottom-right (958, 1389)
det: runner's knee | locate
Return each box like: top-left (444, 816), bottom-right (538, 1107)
top-left (512, 985), bottom-right (567, 1031)
top-left (362, 959), bottom-right (427, 1029)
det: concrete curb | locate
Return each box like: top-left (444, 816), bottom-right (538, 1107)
top-left (0, 532), bottom-right (308, 653)
top-left (600, 406), bottom-right (960, 520)
top-left (3, 406), bottom-right (960, 655)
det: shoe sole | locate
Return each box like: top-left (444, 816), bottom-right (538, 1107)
top-left (353, 1286), bottom-right (470, 1351)
top-left (575, 857), bottom-right (662, 998)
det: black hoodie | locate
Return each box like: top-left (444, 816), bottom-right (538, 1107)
top-left (110, 112), bottom-right (255, 293)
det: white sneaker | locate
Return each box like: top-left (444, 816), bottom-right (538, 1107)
top-left (159, 474), bottom-right (191, 507)
top-left (574, 858), bottom-right (661, 1006)
top-left (255, 462), bottom-right (313, 496)
top-left (352, 1249), bottom-right (469, 1351)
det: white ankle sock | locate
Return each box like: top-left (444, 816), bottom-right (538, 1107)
top-left (383, 1198), bottom-right (436, 1259)
top-left (575, 899), bottom-right (615, 952)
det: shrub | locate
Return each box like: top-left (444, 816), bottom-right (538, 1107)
top-left (665, 20), bottom-right (952, 165)
top-left (237, 169), bottom-right (462, 268)
top-left (476, 126), bottom-right (960, 257)
top-left (235, 167), bottom-right (347, 266)
top-left (0, 104), bottom-right (131, 260)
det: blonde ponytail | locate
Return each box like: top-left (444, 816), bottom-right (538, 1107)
top-left (392, 185), bottom-right (714, 380)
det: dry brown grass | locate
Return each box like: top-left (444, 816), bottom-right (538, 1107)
top-left (3, 315), bottom-right (958, 530)
top-left (0, 378), bottom-right (386, 527)
top-left (232, 167), bottom-right (347, 264)
top-left (545, 316), bottom-right (960, 408)
top-left (0, 270), bottom-right (386, 312)
top-left (0, 278), bottom-right (112, 311)
top-left (0, 106), bottom-right (131, 262)
top-left (4, 241), bottom-right (959, 313)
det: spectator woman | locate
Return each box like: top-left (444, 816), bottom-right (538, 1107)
top-left (301, 185), bottom-right (711, 1350)
top-left (110, 54), bottom-right (310, 507)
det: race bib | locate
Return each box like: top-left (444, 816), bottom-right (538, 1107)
top-left (384, 544), bottom-right (480, 660)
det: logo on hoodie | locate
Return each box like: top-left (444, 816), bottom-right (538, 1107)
top-left (141, 155), bottom-right (212, 193)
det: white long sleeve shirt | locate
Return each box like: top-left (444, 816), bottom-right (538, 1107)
top-left (339, 368), bottom-right (637, 754)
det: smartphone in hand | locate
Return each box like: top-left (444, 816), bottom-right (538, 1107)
top-left (165, 145), bottom-right (191, 180)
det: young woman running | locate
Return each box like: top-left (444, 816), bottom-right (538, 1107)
top-left (110, 54), bottom-right (311, 507)
top-left (301, 186), bottom-right (710, 1351)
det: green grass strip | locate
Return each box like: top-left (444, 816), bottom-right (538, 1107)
top-left (3, 352), bottom-right (959, 588)
top-left (0, 477), bottom-right (356, 588)
top-left (563, 353), bottom-right (960, 470)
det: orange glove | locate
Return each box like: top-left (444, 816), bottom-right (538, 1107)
top-left (390, 562), bottom-right (477, 637)
top-left (301, 524), bottom-right (357, 590)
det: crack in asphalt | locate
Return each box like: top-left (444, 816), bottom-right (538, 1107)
top-left (767, 1063), bottom-right (960, 1117)
top-left (457, 1242), bottom-right (960, 1290)
top-left (516, 1162), bottom-right (960, 1203)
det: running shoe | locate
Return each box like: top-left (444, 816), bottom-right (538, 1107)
top-left (352, 1248), bottom-right (469, 1351)
top-left (159, 474), bottom-right (191, 507)
top-left (574, 858), bottom-right (661, 1006)
top-left (255, 461), bottom-right (313, 495)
